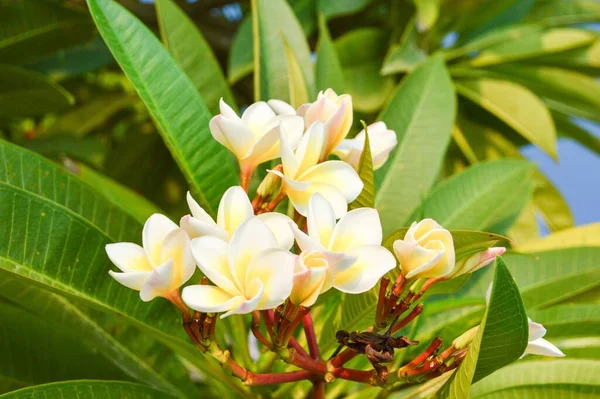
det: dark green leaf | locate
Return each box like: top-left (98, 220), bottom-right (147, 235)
top-left (0, 380), bottom-right (174, 399)
top-left (349, 122), bottom-right (374, 209)
top-left (317, 0), bottom-right (374, 20)
top-left (315, 13), bottom-right (345, 93)
top-left (525, 0), bottom-right (600, 26)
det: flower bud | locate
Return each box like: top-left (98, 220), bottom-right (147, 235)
top-left (447, 247), bottom-right (506, 279)
top-left (290, 251), bottom-right (329, 307)
top-left (332, 122), bottom-right (398, 171)
top-left (257, 165), bottom-right (282, 198)
top-left (393, 219), bottom-right (455, 279)
top-left (453, 326), bottom-right (479, 350)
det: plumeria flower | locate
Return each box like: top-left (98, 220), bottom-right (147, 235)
top-left (289, 194), bottom-right (396, 306)
top-left (270, 122), bottom-right (363, 218)
top-left (209, 99), bottom-right (304, 186)
top-left (182, 218), bottom-right (296, 318)
top-left (332, 122), bottom-right (398, 171)
top-left (297, 89), bottom-right (353, 160)
top-left (446, 247), bottom-right (506, 279)
top-left (180, 186), bottom-right (294, 249)
top-left (485, 284), bottom-right (564, 358)
top-left (392, 219), bottom-right (455, 279)
top-left (106, 214), bottom-right (195, 302)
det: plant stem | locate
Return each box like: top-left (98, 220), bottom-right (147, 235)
top-left (313, 381), bottom-right (326, 399)
top-left (245, 370), bottom-right (313, 386)
top-left (251, 311), bottom-right (272, 349)
top-left (303, 313), bottom-right (321, 360)
top-left (391, 304), bottom-right (423, 335)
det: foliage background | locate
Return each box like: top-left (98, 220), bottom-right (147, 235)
top-left (1, 0), bottom-right (600, 398)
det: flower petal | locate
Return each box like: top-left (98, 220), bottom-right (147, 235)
top-left (528, 318), bottom-right (548, 341)
top-left (329, 208), bottom-right (383, 252)
top-left (160, 228), bottom-right (195, 287)
top-left (186, 192), bottom-right (215, 224)
top-left (108, 270), bottom-right (151, 291)
top-left (242, 101), bottom-right (276, 133)
top-left (291, 223), bottom-right (326, 253)
top-left (180, 215), bottom-right (228, 240)
top-left (307, 193), bottom-right (336, 247)
top-left (219, 98), bottom-right (241, 121)
top-left (142, 214), bottom-right (179, 267)
top-left (291, 262), bottom-right (327, 307)
top-left (106, 242), bottom-right (152, 272)
top-left (278, 125), bottom-right (299, 179)
top-left (182, 284), bottom-right (245, 314)
top-left (525, 338), bottom-right (565, 357)
top-left (296, 122), bottom-right (325, 177)
top-left (190, 236), bottom-right (241, 296)
top-left (287, 182), bottom-right (348, 218)
top-left (246, 248), bottom-right (296, 310)
top-left (323, 96), bottom-right (352, 155)
top-left (140, 260), bottom-right (176, 301)
top-left (217, 186), bottom-right (254, 235)
top-left (228, 217), bottom-right (279, 291)
top-left (215, 116), bottom-right (256, 159)
top-left (242, 123), bottom-right (280, 167)
top-left (256, 212), bottom-right (295, 249)
top-left (333, 245), bottom-right (396, 294)
top-left (299, 160), bottom-right (363, 203)
top-left (221, 279), bottom-right (264, 318)
top-left (268, 99), bottom-right (296, 115)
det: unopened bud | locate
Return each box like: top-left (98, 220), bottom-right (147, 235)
top-left (448, 247), bottom-right (506, 279)
top-left (257, 165), bottom-right (283, 198)
top-left (452, 326), bottom-right (479, 350)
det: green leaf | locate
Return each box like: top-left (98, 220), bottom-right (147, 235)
top-left (0, 380), bottom-right (174, 399)
top-left (454, 78), bottom-right (557, 159)
top-left (349, 122), bottom-right (374, 210)
top-left (468, 28), bottom-right (596, 68)
top-left (554, 111), bottom-right (600, 157)
top-left (525, 0), bottom-right (600, 26)
top-left (0, 0), bottom-right (96, 64)
top-left (87, 0), bottom-right (238, 215)
top-left (334, 28), bottom-right (395, 112)
top-left (315, 13), bottom-right (345, 93)
top-left (531, 170), bottom-right (574, 232)
top-left (63, 158), bottom-right (162, 224)
top-left (228, 17), bottom-right (254, 85)
top-left (0, 273), bottom-right (187, 397)
top-left (0, 141), bottom-right (238, 394)
top-left (155, 0), bottom-right (236, 115)
top-left (282, 35), bottom-right (310, 108)
top-left (527, 304), bottom-right (600, 340)
top-left (439, 257), bottom-right (528, 398)
top-left (252, 0), bottom-right (314, 103)
top-left (381, 18), bottom-right (428, 75)
top-left (409, 160), bottom-right (534, 231)
top-left (20, 135), bottom-right (106, 169)
top-left (0, 299), bottom-right (129, 393)
top-left (0, 64), bottom-right (74, 118)
top-left (530, 39), bottom-right (600, 74)
top-left (470, 359), bottom-right (600, 398)
top-left (375, 57), bottom-right (456, 235)
top-left (414, 0), bottom-right (441, 32)
top-left (317, 0), bottom-right (374, 20)
top-left (516, 222), bottom-right (600, 252)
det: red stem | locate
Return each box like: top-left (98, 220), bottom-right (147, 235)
top-left (303, 313), bottom-right (321, 360)
top-left (391, 304), bottom-right (424, 335)
top-left (332, 368), bottom-right (377, 385)
top-left (330, 347), bottom-right (358, 368)
top-left (399, 337), bottom-right (443, 376)
top-left (245, 370), bottom-right (313, 386)
top-left (251, 311), bottom-right (272, 349)
top-left (288, 337), bottom-right (310, 358)
top-left (375, 277), bottom-right (390, 325)
top-left (313, 381), bottom-right (325, 399)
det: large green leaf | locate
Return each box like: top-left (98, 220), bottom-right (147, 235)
top-left (0, 299), bottom-right (129, 394)
top-left (554, 112), bottom-right (600, 156)
top-left (317, 0), bottom-right (374, 20)
top-left (0, 272), bottom-right (188, 397)
top-left (0, 141), bottom-right (238, 395)
top-left (282, 36), bottom-right (310, 108)
top-left (252, 0), bottom-right (314, 103)
top-left (516, 223), bottom-right (600, 252)
top-left (530, 39), bottom-right (600, 74)
top-left (0, 381), bottom-right (174, 399)
top-left (0, 64), bottom-right (74, 118)
top-left (155, 0), bottom-right (236, 114)
top-left (525, 0), bottom-right (600, 26)
top-left (381, 19), bottom-right (428, 75)
top-left (315, 14), bottom-right (345, 93)
top-left (87, 0), bottom-right (237, 215)
top-left (409, 160), bottom-right (534, 231)
top-left (375, 57), bottom-right (456, 235)
top-left (349, 124), bottom-right (374, 210)
top-left (527, 304), bottom-right (600, 340)
top-left (334, 28), bottom-right (395, 112)
top-left (0, 0), bottom-right (96, 64)
top-left (454, 78), bottom-right (557, 159)
top-left (470, 360), bottom-right (600, 398)
top-left (439, 258), bottom-right (528, 398)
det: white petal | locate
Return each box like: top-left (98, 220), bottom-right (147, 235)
top-left (140, 260), bottom-right (176, 301)
top-left (221, 279), bottom-right (264, 318)
top-left (242, 101), bottom-right (276, 132)
top-left (525, 338), bottom-right (565, 357)
top-left (323, 98), bottom-right (352, 154)
top-left (160, 228), bottom-right (195, 287)
top-left (217, 186), bottom-right (254, 235)
top-left (329, 208), bottom-right (383, 252)
top-left (217, 116), bottom-right (257, 159)
top-left (307, 193), bottom-right (336, 247)
top-left (291, 264), bottom-right (327, 307)
top-left (271, 169), bottom-right (310, 191)
top-left (268, 99), bottom-right (296, 115)
top-left (106, 243), bottom-right (152, 272)
top-left (228, 217), bottom-right (279, 290)
top-left (186, 192), bottom-right (215, 224)
top-left (180, 215), bottom-right (228, 240)
top-left (142, 214), bottom-right (178, 267)
top-left (246, 248), bottom-right (296, 310)
top-left (109, 270), bottom-right (151, 291)
top-left (333, 245), bottom-right (396, 294)
top-left (182, 284), bottom-right (244, 314)
top-left (278, 125), bottom-right (299, 179)
top-left (278, 115), bottom-right (304, 149)
top-left (528, 319), bottom-right (548, 341)
top-left (256, 212), bottom-right (295, 249)
top-left (242, 123), bottom-right (280, 166)
top-left (219, 98), bottom-right (241, 121)
top-left (291, 223), bottom-right (327, 253)
top-left (287, 182), bottom-right (348, 218)
top-left (299, 160), bottom-right (363, 203)
top-left (296, 122), bottom-right (325, 177)
top-left (190, 236), bottom-right (241, 296)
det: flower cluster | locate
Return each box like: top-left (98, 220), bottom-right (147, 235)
top-left (105, 89), bottom-right (563, 389)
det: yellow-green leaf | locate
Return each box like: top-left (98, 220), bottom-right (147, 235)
top-left (516, 222), bottom-right (600, 252)
top-left (349, 122), bottom-right (374, 209)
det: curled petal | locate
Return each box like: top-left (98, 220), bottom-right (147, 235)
top-left (323, 97), bottom-right (352, 156)
top-left (291, 263), bottom-right (327, 307)
top-left (182, 284), bottom-right (244, 315)
top-left (180, 215), bottom-right (228, 240)
top-left (215, 116), bottom-right (256, 159)
top-left (299, 161), bottom-right (363, 203)
top-left (219, 98), bottom-right (241, 121)
top-left (256, 212), bottom-right (296, 249)
top-left (278, 126), bottom-right (300, 179)
top-left (242, 101), bottom-right (276, 132)
top-left (142, 214), bottom-right (178, 267)
top-left (291, 224), bottom-right (327, 253)
top-left (246, 248), bottom-right (296, 310)
top-left (222, 279), bottom-right (264, 318)
top-left (525, 338), bottom-right (565, 357)
top-left (106, 242), bottom-right (152, 272)
top-left (296, 122), bottom-right (325, 177)
top-left (186, 192), bottom-right (215, 224)
top-left (160, 228), bottom-right (195, 287)
top-left (242, 124), bottom-right (281, 168)
top-left (393, 239), bottom-right (447, 279)
top-left (307, 193), bottom-right (336, 247)
top-left (217, 186), bottom-right (254, 235)
top-left (190, 236), bottom-right (241, 296)
top-left (109, 269), bottom-right (151, 291)
top-left (140, 260), bottom-right (176, 302)
top-left (333, 245), bottom-right (396, 294)
top-left (329, 208), bottom-right (383, 252)
top-left (528, 318), bottom-right (547, 341)
top-left (287, 182), bottom-right (348, 219)
top-left (268, 99), bottom-right (296, 115)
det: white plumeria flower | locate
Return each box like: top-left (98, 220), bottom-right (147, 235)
top-left (209, 99), bottom-right (304, 182)
top-left (446, 247), bottom-right (506, 279)
top-left (180, 186), bottom-right (294, 249)
top-left (270, 122), bottom-right (363, 218)
top-left (182, 218), bottom-right (296, 318)
top-left (392, 219), bottom-right (455, 279)
top-left (106, 214), bottom-right (195, 302)
top-left (332, 121), bottom-right (398, 171)
top-left (289, 194), bottom-right (396, 304)
top-left (297, 89), bottom-right (353, 160)
top-left (485, 284), bottom-right (564, 358)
